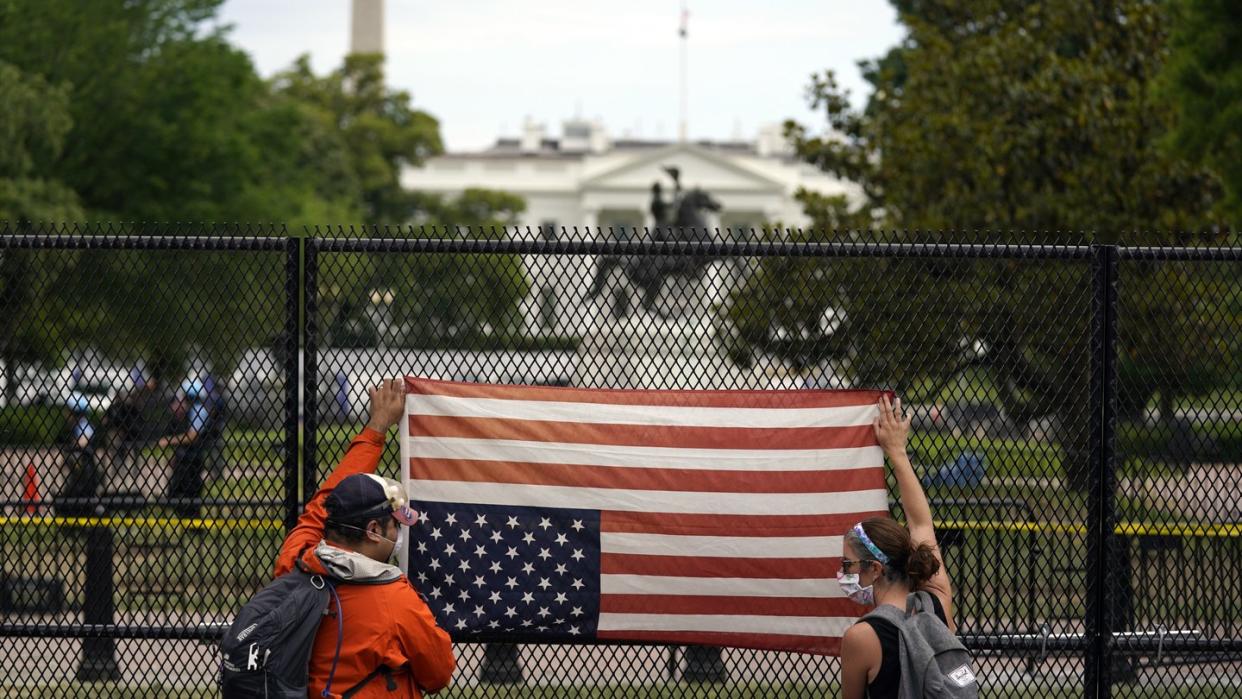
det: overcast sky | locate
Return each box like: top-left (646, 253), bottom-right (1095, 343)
top-left (216, 1), bottom-right (905, 151)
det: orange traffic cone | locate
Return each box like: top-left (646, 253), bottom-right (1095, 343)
top-left (22, 464), bottom-right (40, 516)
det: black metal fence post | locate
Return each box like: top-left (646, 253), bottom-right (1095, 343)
top-left (1085, 244), bottom-right (1120, 699)
top-left (284, 234), bottom-right (302, 531)
top-left (76, 511), bottom-right (119, 682)
top-left (303, 237), bottom-right (319, 496)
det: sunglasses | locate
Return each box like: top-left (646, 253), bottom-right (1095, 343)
top-left (840, 559), bottom-right (874, 574)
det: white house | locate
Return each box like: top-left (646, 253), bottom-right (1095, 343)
top-left (401, 118), bottom-right (860, 336)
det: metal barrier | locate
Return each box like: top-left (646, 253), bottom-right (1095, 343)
top-left (1, 225), bottom-right (1239, 697)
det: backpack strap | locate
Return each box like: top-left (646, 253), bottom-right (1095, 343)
top-left (319, 581), bottom-right (345, 698)
top-left (906, 590), bottom-right (938, 615)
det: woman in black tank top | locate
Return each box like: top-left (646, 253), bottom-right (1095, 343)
top-left (837, 397), bottom-right (956, 699)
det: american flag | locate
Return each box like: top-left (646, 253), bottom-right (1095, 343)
top-left (399, 378), bottom-right (889, 655)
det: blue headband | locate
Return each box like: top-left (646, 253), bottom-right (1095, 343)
top-left (852, 523), bottom-right (890, 564)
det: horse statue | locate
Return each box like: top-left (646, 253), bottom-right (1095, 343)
top-left (587, 184), bottom-right (723, 318)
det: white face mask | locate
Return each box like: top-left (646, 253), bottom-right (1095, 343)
top-left (371, 525), bottom-right (404, 561)
top-left (837, 571), bottom-right (875, 606)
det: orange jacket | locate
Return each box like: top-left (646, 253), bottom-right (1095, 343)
top-left (274, 429), bottom-right (455, 698)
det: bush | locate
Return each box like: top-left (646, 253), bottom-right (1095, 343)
top-left (0, 405), bottom-right (65, 446)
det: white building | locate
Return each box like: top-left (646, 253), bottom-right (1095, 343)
top-left (402, 119), bottom-right (860, 337)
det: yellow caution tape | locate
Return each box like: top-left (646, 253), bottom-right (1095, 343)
top-left (0, 515), bottom-right (284, 531)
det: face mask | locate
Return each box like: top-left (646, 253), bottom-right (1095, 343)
top-left (371, 525), bottom-right (404, 561)
top-left (837, 571), bottom-right (875, 606)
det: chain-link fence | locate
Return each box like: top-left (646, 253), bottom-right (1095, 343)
top-left (1, 225), bottom-right (1239, 698)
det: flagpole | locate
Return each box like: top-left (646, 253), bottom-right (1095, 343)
top-left (678, 1), bottom-right (688, 143)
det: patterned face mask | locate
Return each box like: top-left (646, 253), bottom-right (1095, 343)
top-left (836, 571), bottom-right (875, 606)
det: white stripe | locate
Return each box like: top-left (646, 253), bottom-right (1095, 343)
top-left (407, 394), bottom-right (879, 429)
top-left (407, 480), bottom-right (885, 516)
top-left (407, 437), bottom-right (882, 472)
top-left (601, 574), bottom-right (844, 598)
top-left (597, 612), bottom-right (855, 638)
top-left (601, 533), bottom-right (844, 559)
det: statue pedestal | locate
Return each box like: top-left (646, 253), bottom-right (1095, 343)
top-left (573, 270), bottom-right (748, 390)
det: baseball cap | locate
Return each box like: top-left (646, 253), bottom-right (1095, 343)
top-left (325, 473), bottom-right (418, 526)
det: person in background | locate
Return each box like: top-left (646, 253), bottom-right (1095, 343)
top-left (158, 379), bottom-right (210, 520)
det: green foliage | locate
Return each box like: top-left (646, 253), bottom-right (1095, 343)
top-left (0, 404), bottom-right (64, 446)
top-left (1157, 0), bottom-right (1242, 221)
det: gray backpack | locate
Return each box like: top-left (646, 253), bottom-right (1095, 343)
top-left (862, 591), bottom-right (978, 698)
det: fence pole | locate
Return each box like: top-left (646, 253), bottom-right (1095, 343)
top-left (284, 235), bottom-right (302, 531)
top-left (1085, 244), bottom-right (1120, 699)
top-left (302, 238), bottom-right (319, 496)
top-left (76, 510), bottom-right (119, 681)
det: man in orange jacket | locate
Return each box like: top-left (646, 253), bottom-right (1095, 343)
top-left (274, 378), bottom-right (455, 698)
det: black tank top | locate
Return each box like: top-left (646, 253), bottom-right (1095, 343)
top-left (857, 594), bottom-right (948, 699)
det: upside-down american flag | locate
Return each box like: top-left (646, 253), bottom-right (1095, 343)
top-left (399, 377), bottom-right (890, 655)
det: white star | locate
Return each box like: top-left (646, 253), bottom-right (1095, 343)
top-left (537, 625), bottom-right (548, 632)
top-left (458, 559), bottom-right (471, 572)
top-left (428, 559), bottom-right (441, 571)
top-left (429, 587), bottom-right (442, 599)
top-left (489, 561), bottom-right (503, 573)
top-left (553, 618), bottom-right (564, 625)
top-left (459, 528), bottom-right (472, 542)
top-left (443, 603), bottom-right (456, 615)
top-left (571, 519), bottom-right (584, 531)
top-left (490, 530), bottom-right (503, 543)
top-left (537, 577), bottom-right (552, 591)
top-left (430, 527), bottom-right (443, 540)
top-left (521, 562), bottom-right (535, 575)
top-left (416, 571), bottom-right (428, 583)
top-left (537, 606), bottom-right (551, 618)
top-left (473, 575), bottom-right (487, 589)
top-left (570, 548), bottom-right (584, 561)
top-left (504, 577), bottom-right (519, 590)
top-left (489, 591), bottom-right (502, 603)
top-left (416, 541), bottom-right (428, 553)
top-left (443, 574), bottom-right (455, 586)
top-left (570, 578), bottom-right (584, 590)
top-left (520, 591), bottom-right (534, 604)
top-left (504, 547), bottom-right (520, 560)
top-left (418, 510), bottom-right (431, 524)
top-left (520, 619), bottom-right (533, 628)
top-left (488, 620), bottom-right (500, 629)
top-left (554, 532), bottom-right (568, 546)
top-left (504, 606), bottom-right (518, 618)
top-left (454, 618), bottom-right (468, 630)
top-left (506, 516), bottom-right (520, 529)
top-left (553, 592), bottom-right (568, 604)
top-left (537, 547), bottom-right (552, 561)
top-left (475, 545), bottom-right (488, 558)
top-left (473, 605), bottom-right (486, 618)
top-left (538, 517), bottom-right (553, 530)
top-left (458, 589), bottom-right (470, 601)
top-left (569, 625), bottom-right (581, 635)
top-left (570, 606), bottom-right (584, 617)
top-left (521, 532), bottom-right (535, 545)
top-left (443, 543), bottom-right (457, 557)
top-left (554, 563), bottom-right (568, 576)
top-left (445, 513), bottom-right (457, 525)
top-left (475, 514), bottom-right (489, 527)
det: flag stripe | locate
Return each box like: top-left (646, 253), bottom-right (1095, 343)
top-left (600, 574), bottom-right (841, 598)
top-left (407, 415), bottom-right (877, 450)
top-left (408, 437), bottom-right (883, 472)
top-left (409, 458), bottom-right (885, 494)
top-left (600, 510), bottom-right (889, 537)
top-left (407, 394), bottom-right (880, 428)
top-left (406, 377), bottom-right (890, 409)
top-left (602, 553), bottom-right (841, 579)
top-left (600, 532), bottom-right (844, 558)
top-left (408, 480), bottom-right (880, 516)
top-left (597, 612), bottom-right (854, 638)
top-left (600, 594), bottom-right (863, 618)
top-left (595, 629), bottom-right (842, 655)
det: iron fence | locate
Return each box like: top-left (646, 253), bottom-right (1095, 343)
top-left (0, 224), bottom-right (1238, 698)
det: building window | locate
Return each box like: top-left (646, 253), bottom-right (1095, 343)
top-left (538, 287), bottom-right (559, 332)
top-left (540, 220), bottom-right (558, 241)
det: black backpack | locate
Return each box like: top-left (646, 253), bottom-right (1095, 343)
top-left (220, 565), bottom-right (345, 698)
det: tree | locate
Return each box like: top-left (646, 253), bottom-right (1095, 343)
top-left (735, 0), bottom-right (1227, 488)
top-left (1158, 0), bottom-right (1242, 221)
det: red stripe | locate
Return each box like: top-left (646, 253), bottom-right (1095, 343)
top-left (406, 377), bottom-right (889, 409)
top-left (601, 553), bottom-right (840, 579)
top-left (601, 511), bottom-right (889, 537)
top-left (595, 629), bottom-right (842, 655)
top-left (408, 415), bottom-right (876, 450)
top-left (600, 594), bottom-right (865, 618)
top-left (409, 458), bottom-right (885, 494)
